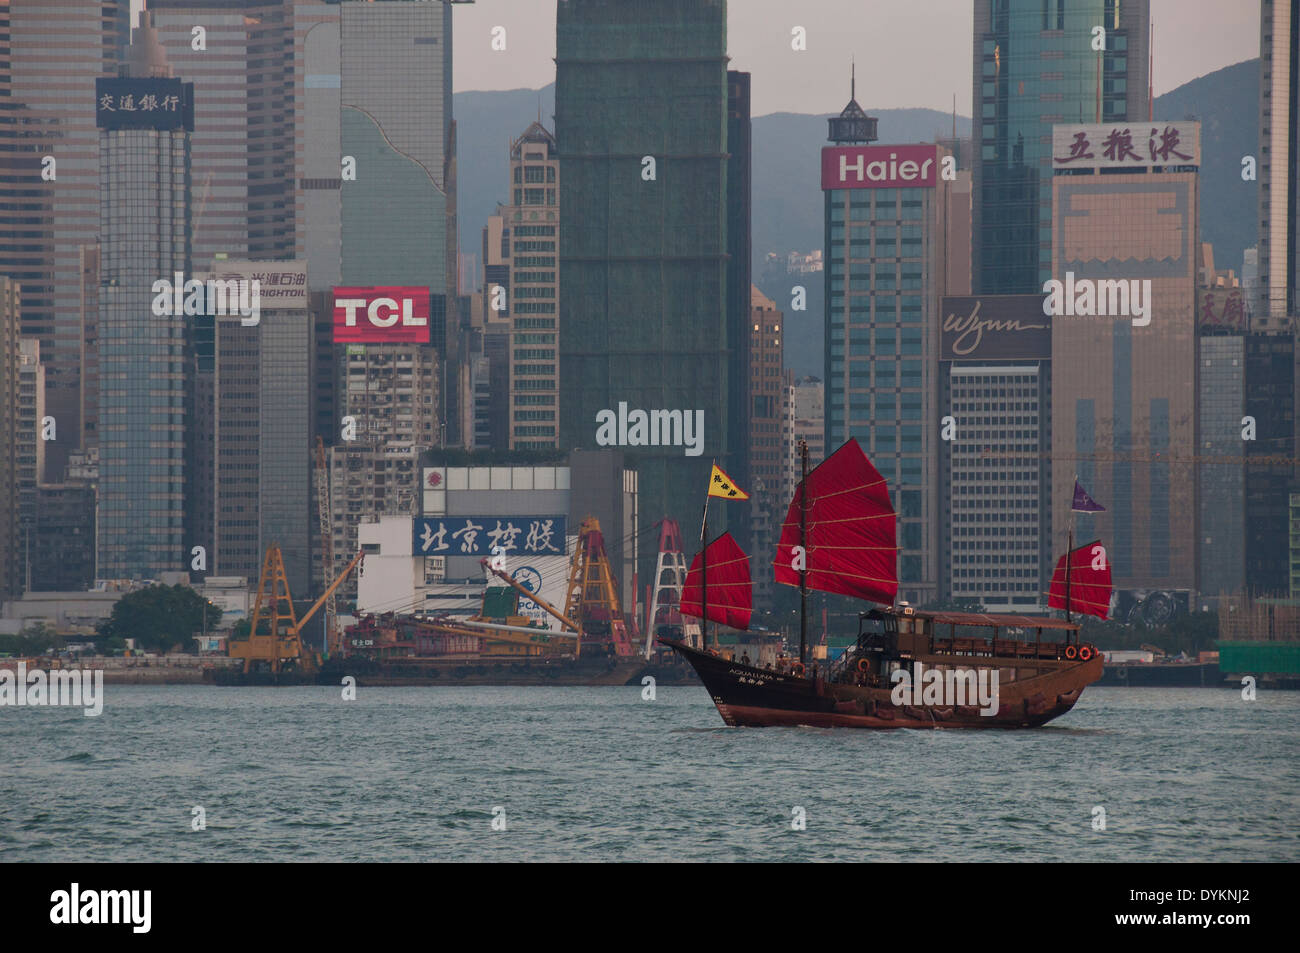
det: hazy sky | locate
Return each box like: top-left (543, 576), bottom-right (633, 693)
top-left (127, 1), bottom-right (1260, 117)
top-left (451, 0), bottom-right (1260, 116)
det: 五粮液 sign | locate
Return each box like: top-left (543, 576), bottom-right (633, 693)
top-left (1051, 122), bottom-right (1200, 171)
top-left (412, 516), bottom-right (567, 557)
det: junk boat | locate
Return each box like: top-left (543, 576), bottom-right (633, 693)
top-left (662, 438), bottom-right (1111, 729)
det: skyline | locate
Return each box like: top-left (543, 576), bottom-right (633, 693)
top-left (124, 0), bottom-right (1262, 117)
top-left (448, 0), bottom-right (1256, 116)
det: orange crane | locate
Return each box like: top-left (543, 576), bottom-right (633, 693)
top-left (229, 545), bottom-right (364, 675)
top-left (563, 517), bottom-right (637, 657)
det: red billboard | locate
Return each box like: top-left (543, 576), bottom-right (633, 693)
top-left (821, 144), bottom-right (939, 190)
top-left (332, 286), bottom-right (430, 343)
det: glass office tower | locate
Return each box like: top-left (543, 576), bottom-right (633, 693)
top-left (556, 0), bottom-right (730, 580)
top-left (972, 0), bottom-right (1148, 294)
top-left (95, 17), bottom-right (195, 579)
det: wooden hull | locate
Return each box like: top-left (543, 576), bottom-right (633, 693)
top-left (662, 638), bottom-right (1103, 730)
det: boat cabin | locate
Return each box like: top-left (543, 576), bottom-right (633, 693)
top-left (839, 607), bottom-right (1086, 676)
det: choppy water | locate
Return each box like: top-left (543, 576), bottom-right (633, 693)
top-left (1, 683), bottom-right (1297, 862)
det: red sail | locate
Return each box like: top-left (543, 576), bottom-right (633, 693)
top-left (681, 532), bottom-right (752, 631)
top-left (773, 438), bottom-right (898, 605)
top-left (1048, 538), bottom-right (1113, 619)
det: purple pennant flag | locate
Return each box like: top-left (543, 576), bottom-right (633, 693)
top-left (1072, 480), bottom-right (1105, 513)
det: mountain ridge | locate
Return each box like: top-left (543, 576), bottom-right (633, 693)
top-left (454, 58), bottom-right (1260, 377)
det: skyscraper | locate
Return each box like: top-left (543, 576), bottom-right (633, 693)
top-left (293, 0), bottom-right (342, 293)
top-left (324, 0), bottom-right (457, 595)
top-left (726, 70), bottom-right (753, 535)
top-left (0, 0), bottom-right (128, 478)
top-left (822, 88), bottom-right (952, 605)
top-left (557, 0), bottom-right (730, 579)
top-left (476, 207), bottom-right (511, 451)
top-left (939, 293), bottom-right (1052, 610)
top-left (1245, 0), bottom-right (1300, 596)
top-left (0, 277), bottom-right (21, 598)
top-left (339, 0), bottom-right (452, 296)
top-left (504, 122), bottom-right (560, 451)
top-left (95, 14), bottom-right (195, 580)
top-left (1049, 120), bottom-right (1200, 595)
top-left (204, 261), bottom-right (312, 593)
top-left (150, 1), bottom-right (295, 264)
top-left (16, 338), bottom-right (44, 589)
top-left (972, 0), bottom-right (1149, 295)
top-left (748, 286), bottom-right (783, 607)
top-left (1258, 0), bottom-right (1299, 327)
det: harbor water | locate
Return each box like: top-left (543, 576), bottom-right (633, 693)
top-left (2, 684), bottom-right (1297, 862)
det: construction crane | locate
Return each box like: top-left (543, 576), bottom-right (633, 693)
top-left (229, 545), bottom-right (364, 675)
top-left (315, 436), bottom-right (337, 656)
top-left (563, 517), bottom-right (637, 657)
top-left (643, 518), bottom-right (695, 657)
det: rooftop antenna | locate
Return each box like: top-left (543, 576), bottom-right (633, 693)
top-left (1148, 18), bottom-right (1154, 121)
top-left (851, 59), bottom-right (855, 101)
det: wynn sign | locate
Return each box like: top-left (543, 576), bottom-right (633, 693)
top-left (940, 295), bottom-right (1052, 361)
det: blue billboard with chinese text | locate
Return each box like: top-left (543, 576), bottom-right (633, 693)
top-left (412, 516), bottom-right (568, 558)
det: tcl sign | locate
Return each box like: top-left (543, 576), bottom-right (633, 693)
top-left (333, 286), bottom-right (430, 343)
top-left (821, 145), bottom-right (939, 190)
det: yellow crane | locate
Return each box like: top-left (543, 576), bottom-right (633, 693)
top-left (228, 545), bottom-right (364, 675)
top-left (314, 436), bottom-right (338, 656)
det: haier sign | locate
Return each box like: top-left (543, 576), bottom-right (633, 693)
top-left (332, 286), bottom-right (430, 343)
top-left (820, 144), bottom-right (939, 190)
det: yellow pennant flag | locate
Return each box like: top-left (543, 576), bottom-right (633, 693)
top-left (707, 464), bottom-right (749, 501)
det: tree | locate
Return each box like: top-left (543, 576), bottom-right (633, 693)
top-left (97, 585), bottom-right (222, 654)
top-left (0, 622), bottom-right (64, 656)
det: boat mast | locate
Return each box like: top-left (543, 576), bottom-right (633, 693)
top-left (700, 489), bottom-right (710, 651)
top-left (1064, 472), bottom-right (1075, 627)
top-left (799, 440), bottom-right (808, 665)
